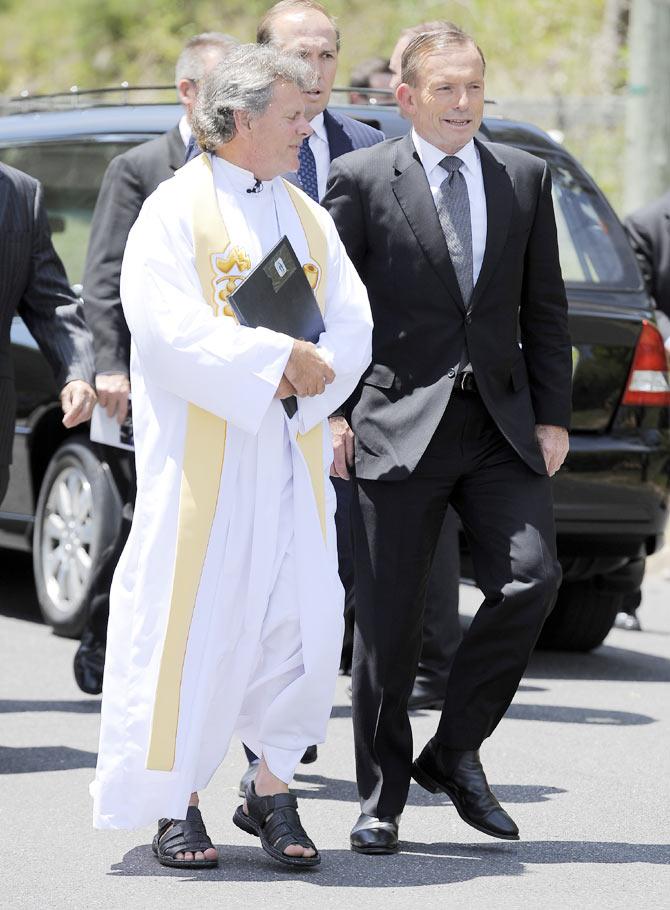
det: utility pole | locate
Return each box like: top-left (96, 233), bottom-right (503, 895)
top-left (624, 0), bottom-right (670, 213)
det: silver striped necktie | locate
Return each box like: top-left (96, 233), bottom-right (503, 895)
top-left (436, 155), bottom-right (473, 305)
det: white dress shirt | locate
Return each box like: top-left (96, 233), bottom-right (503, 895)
top-left (178, 114), bottom-right (192, 148)
top-left (308, 112), bottom-right (331, 202)
top-left (411, 129), bottom-right (487, 288)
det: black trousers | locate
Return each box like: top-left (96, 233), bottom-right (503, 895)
top-left (0, 464), bottom-right (8, 507)
top-left (351, 388), bottom-right (560, 818)
top-left (81, 446), bottom-right (135, 645)
top-left (337, 475), bottom-right (462, 684)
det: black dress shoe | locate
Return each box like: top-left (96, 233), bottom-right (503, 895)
top-left (408, 678), bottom-right (445, 710)
top-left (350, 813), bottom-right (400, 854)
top-left (73, 636), bottom-right (106, 695)
top-left (301, 745), bottom-right (318, 764)
top-left (412, 740), bottom-right (519, 841)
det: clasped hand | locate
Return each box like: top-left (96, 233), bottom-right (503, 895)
top-left (59, 379), bottom-right (97, 428)
top-left (535, 424), bottom-right (569, 476)
top-left (275, 339), bottom-right (335, 399)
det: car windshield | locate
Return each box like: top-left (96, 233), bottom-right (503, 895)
top-left (541, 152), bottom-right (641, 290)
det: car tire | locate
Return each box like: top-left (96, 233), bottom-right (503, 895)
top-left (32, 439), bottom-right (122, 637)
top-left (536, 578), bottom-right (623, 652)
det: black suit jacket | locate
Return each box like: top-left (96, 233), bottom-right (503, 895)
top-left (323, 133), bottom-right (572, 481)
top-left (83, 125), bottom-right (185, 374)
top-left (0, 163), bottom-right (94, 466)
top-left (624, 191), bottom-right (670, 319)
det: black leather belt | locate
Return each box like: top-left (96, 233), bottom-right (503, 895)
top-left (452, 372), bottom-right (477, 392)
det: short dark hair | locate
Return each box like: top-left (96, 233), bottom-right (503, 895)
top-left (401, 25), bottom-right (486, 86)
top-left (350, 57), bottom-right (391, 89)
top-left (257, 0), bottom-right (340, 51)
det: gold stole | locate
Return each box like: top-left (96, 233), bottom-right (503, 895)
top-left (146, 154), bottom-right (328, 771)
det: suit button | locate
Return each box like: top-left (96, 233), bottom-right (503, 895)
top-left (447, 368), bottom-right (456, 379)
top-left (465, 313), bottom-right (472, 325)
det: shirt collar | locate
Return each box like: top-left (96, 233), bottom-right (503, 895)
top-left (411, 128), bottom-right (478, 177)
top-left (178, 114), bottom-right (192, 147)
top-left (309, 111), bottom-right (327, 144)
top-left (211, 154), bottom-right (273, 196)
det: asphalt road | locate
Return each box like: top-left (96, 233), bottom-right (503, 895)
top-left (1, 550), bottom-right (669, 910)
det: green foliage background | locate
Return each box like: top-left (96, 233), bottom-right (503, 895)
top-left (0, 0), bottom-right (629, 206)
top-left (0, 0), bottom-right (625, 96)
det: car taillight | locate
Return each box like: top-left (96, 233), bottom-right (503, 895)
top-left (621, 320), bottom-right (670, 406)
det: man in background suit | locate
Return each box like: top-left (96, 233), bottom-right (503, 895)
top-left (324, 25), bottom-right (571, 852)
top-left (0, 162), bottom-right (95, 506)
top-left (616, 190), bottom-right (670, 632)
top-left (212, 0), bottom-right (386, 789)
top-left (624, 190), bottom-right (670, 349)
top-left (74, 32), bottom-right (238, 694)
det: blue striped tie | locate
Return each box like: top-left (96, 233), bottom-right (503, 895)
top-left (297, 138), bottom-right (319, 201)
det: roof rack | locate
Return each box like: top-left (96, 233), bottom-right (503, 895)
top-left (4, 84), bottom-right (177, 114)
top-left (2, 82), bottom-right (494, 116)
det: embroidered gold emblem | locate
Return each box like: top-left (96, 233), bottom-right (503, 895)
top-left (211, 245), bottom-right (252, 316)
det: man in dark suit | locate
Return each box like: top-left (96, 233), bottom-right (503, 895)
top-left (323, 25), bottom-right (572, 852)
top-left (74, 32), bottom-right (238, 694)
top-left (624, 191), bottom-right (670, 346)
top-left (216, 0), bottom-right (386, 788)
top-left (616, 191), bottom-right (670, 632)
top-left (0, 163), bottom-right (96, 506)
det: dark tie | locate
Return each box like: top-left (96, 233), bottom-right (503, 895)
top-left (436, 155), bottom-right (473, 305)
top-left (297, 138), bottom-right (319, 202)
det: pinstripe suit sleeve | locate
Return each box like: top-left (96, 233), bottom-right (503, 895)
top-left (18, 179), bottom-right (95, 388)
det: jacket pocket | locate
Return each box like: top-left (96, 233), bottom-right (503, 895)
top-left (363, 363), bottom-right (397, 389)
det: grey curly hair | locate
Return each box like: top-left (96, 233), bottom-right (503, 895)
top-left (191, 43), bottom-right (316, 152)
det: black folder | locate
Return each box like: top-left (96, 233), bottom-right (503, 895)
top-left (228, 235), bottom-right (326, 418)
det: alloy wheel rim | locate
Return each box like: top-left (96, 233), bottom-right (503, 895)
top-left (41, 465), bottom-right (94, 614)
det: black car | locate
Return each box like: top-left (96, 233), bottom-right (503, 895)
top-left (1, 90), bottom-right (668, 650)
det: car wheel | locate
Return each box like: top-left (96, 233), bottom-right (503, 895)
top-left (32, 439), bottom-right (121, 637)
top-left (536, 578), bottom-right (623, 652)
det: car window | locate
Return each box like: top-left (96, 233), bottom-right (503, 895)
top-left (543, 154), bottom-right (640, 289)
top-left (0, 140), bottom-right (137, 287)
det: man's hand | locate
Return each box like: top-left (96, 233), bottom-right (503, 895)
top-left (329, 415), bottom-right (354, 479)
top-left (284, 340), bottom-right (335, 398)
top-left (60, 380), bottom-right (97, 429)
top-left (535, 424), bottom-right (569, 476)
top-left (96, 372), bottom-right (131, 424)
top-left (275, 376), bottom-right (297, 399)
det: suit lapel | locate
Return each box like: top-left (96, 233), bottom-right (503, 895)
top-left (470, 139), bottom-right (513, 308)
top-left (323, 109), bottom-right (354, 161)
top-left (166, 126), bottom-right (186, 172)
top-left (391, 133), bottom-right (465, 311)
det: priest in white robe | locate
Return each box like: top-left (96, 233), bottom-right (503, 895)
top-left (91, 44), bottom-right (372, 871)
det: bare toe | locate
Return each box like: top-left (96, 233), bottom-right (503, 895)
top-left (204, 847), bottom-right (218, 861)
top-left (284, 844), bottom-right (315, 857)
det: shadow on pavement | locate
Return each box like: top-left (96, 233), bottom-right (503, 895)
top-left (290, 774), bottom-right (565, 808)
top-left (332, 702), bottom-right (654, 726)
top-left (525, 644), bottom-right (670, 683)
top-left (0, 698), bottom-right (100, 714)
top-left (504, 703), bottom-right (655, 726)
top-left (0, 744), bottom-right (97, 774)
top-left (109, 839), bottom-right (668, 886)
